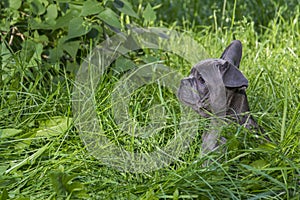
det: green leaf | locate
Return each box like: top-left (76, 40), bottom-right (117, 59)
top-left (143, 3), bottom-right (156, 23)
top-left (66, 182), bottom-right (84, 193)
top-left (0, 188), bottom-right (9, 200)
top-left (0, 129), bottom-right (22, 139)
top-left (80, 0), bottom-right (104, 17)
top-left (49, 47), bottom-right (64, 63)
top-left (29, 19), bottom-right (54, 30)
top-left (14, 140), bottom-right (32, 150)
top-left (67, 17), bottom-right (91, 39)
top-left (20, 39), bottom-right (37, 62)
top-left (33, 30), bottom-right (49, 43)
top-left (63, 40), bottom-right (80, 59)
top-left (30, 0), bottom-right (46, 15)
top-left (49, 171), bottom-right (67, 194)
top-left (35, 116), bottom-right (72, 138)
top-left (113, 57), bottom-right (136, 74)
top-left (26, 41), bottom-right (43, 67)
top-left (98, 8), bottom-right (122, 29)
top-left (54, 10), bottom-right (79, 30)
top-left (45, 4), bottom-right (58, 20)
top-left (250, 159), bottom-right (268, 169)
top-left (113, 0), bottom-right (139, 18)
top-left (173, 188), bottom-right (179, 200)
top-left (49, 171), bottom-right (87, 197)
top-left (9, 0), bottom-right (22, 9)
top-left (0, 42), bottom-right (12, 66)
top-left (143, 189), bottom-right (159, 200)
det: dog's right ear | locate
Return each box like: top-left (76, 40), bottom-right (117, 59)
top-left (220, 40), bottom-right (242, 68)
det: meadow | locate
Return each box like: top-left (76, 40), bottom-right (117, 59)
top-left (0, 0), bottom-right (299, 199)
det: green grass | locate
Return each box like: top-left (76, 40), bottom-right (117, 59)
top-left (1, 7), bottom-right (300, 200)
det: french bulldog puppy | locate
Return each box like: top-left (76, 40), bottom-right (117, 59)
top-left (178, 40), bottom-right (260, 153)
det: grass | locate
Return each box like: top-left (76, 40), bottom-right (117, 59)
top-left (1, 7), bottom-right (299, 200)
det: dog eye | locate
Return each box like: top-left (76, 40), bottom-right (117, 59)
top-left (198, 75), bottom-right (205, 84)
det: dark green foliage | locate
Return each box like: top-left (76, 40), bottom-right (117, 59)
top-left (145, 0), bottom-right (300, 31)
top-left (49, 170), bottom-right (88, 198)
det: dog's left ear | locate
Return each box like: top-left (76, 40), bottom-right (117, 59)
top-left (219, 40), bottom-right (248, 88)
top-left (220, 40), bottom-right (242, 68)
top-left (219, 61), bottom-right (248, 88)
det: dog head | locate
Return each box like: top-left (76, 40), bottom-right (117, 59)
top-left (177, 40), bottom-right (251, 122)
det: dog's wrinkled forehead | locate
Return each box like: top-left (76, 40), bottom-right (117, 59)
top-left (191, 59), bottom-right (225, 78)
top-left (192, 58), bottom-right (248, 88)
top-left (195, 58), bottom-right (226, 67)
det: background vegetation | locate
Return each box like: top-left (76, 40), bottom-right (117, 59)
top-left (0, 0), bottom-right (299, 199)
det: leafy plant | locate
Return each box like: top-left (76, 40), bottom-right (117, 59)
top-left (49, 170), bottom-right (88, 199)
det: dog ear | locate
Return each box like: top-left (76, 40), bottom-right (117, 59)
top-left (219, 61), bottom-right (248, 88)
top-left (220, 40), bottom-right (242, 68)
top-left (219, 40), bottom-right (247, 88)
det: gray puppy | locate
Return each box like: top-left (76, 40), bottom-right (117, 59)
top-left (177, 40), bottom-right (259, 153)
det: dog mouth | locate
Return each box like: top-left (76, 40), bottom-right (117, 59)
top-left (178, 77), bottom-right (212, 117)
top-left (196, 92), bottom-right (212, 117)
